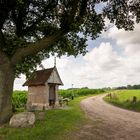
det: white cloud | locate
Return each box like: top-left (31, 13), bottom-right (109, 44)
top-left (106, 23), bottom-right (140, 55)
top-left (14, 23), bottom-right (140, 90)
top-left (84, 42), bottom-right (121, 71)
top-left (14, 75), bottom-right (27, 90)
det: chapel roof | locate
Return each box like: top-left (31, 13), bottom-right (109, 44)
top-left (23, 67), bottom-right (63, 86)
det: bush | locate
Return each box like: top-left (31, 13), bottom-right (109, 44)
top-left (59, 88), bottom-right (105, 98)
top-left (12, 91), bottom-right (27, 111)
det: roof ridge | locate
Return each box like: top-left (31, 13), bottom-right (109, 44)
top-left (36, 67), bottom-right (54, 72)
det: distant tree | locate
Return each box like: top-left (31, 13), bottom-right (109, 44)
top-left (127, 85), bottom-right (132, 89)
top-left (116, 86), bottom-right (127, 90)
top-left (0, 0), bottom-right (140, 124)
top-left (116, 84), bottom-right (140, 90)
top-left (81, 87), bottom-right (89, 89)
top-left (132, 84), bottom-right (140, 89)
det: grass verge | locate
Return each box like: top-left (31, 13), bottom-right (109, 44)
top-left (104, 90), bottom-right (140, 112)
top-left (0, 96), bottom-right (93, 140)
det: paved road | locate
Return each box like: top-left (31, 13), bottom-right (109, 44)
top-left (74, 94), bottom-right (140, 140)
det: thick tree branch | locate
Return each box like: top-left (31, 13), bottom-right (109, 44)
top-left (0, 0), bottom-right (16, 29)
top-left (11, 0), bottom-right (81, 65)
top-left (79, 0), bottom-right (88, 17)
top-left (0, 31), bottom-right (9, 65)
top-left (11, 0), bottom-right (88, 66)
top-left (66, 0), bottom-right (79, 25)
top-left (0, 51), bottom-right (9, 65)
top-left (76, 0), bottom-right (88, 24)
top-left (11, 30), bottom-right (65, 65)
top-left (0, 30), bottom-right (6, 47)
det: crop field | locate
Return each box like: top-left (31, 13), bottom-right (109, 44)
top-left (104, 90), bottom-right (140, 112)
top-left (59, 88), bottom-right (105, 98)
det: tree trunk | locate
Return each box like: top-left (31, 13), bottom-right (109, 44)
top-left (0, 62), bottom-right (15, 124)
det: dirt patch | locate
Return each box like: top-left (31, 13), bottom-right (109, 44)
top-left (72, 94), bottom-right (140, 140)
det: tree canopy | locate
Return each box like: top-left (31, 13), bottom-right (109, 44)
top-left (0, 0), bottom-right (140, 77)
top-left (0, 0), bottom-right (140, 124)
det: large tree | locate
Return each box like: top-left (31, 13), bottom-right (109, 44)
top-left (0, 0), bottom-right (139, 124)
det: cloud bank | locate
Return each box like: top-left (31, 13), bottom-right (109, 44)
top-left (14, 23), bottom-right (140, 90)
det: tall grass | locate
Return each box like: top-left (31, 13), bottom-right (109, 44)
top-left (104, 90), bottom-right (140, 112)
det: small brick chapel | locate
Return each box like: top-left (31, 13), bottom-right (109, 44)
top-left (23, 66), bottom-right (63, 110)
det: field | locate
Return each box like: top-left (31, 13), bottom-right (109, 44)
top-left (104, 90), bottom-right (140, 112)
top-left (0, 89), bottom-right (104, 140)
top-left (59, 88), bottom-right (105, 98)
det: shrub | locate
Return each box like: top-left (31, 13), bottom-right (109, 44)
top-left (12, 91), bottom-right (27, 111)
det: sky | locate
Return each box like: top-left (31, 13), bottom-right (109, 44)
top-left (14, 21), bottom-right (140, 90)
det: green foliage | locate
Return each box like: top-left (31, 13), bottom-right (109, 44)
top-left (59, 88), bottom-right (105, 98)
top-left (1, 0), bottom-right (140, 77)
top-left (11, 89), bottom-right (105, 111)
top-left (104, 0), bottom-right (139, 30)
top-left (12, 91), bottom-right (27, 111)
top-left (104, 90), bottom-right (140, 112)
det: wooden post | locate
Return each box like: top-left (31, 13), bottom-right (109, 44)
top-left (133, 96), bottom-right (137, 103)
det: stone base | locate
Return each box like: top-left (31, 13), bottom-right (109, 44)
top-left (26, 102), bottom-right (60, 111)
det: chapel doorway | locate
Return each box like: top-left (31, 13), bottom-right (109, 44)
top-left (49, 84), bottom-right (56, 106)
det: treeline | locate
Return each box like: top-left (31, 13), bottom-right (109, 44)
top-left (59, 88), bottom-right (105, 98)
top-left (116, 84), bottom-right (140, 90)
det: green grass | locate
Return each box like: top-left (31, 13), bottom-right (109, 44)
top-left (104, 90), bottom-right (140, 112)
top-left (0, 96), bottom-right (92, 140)
top-left (0, 89), bottom-right (105, 140)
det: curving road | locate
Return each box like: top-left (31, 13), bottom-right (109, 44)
top-left (74, 94), bottom-right (140, 140)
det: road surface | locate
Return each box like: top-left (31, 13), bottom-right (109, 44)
top-left (73, 94), bottom-right (140, 140)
